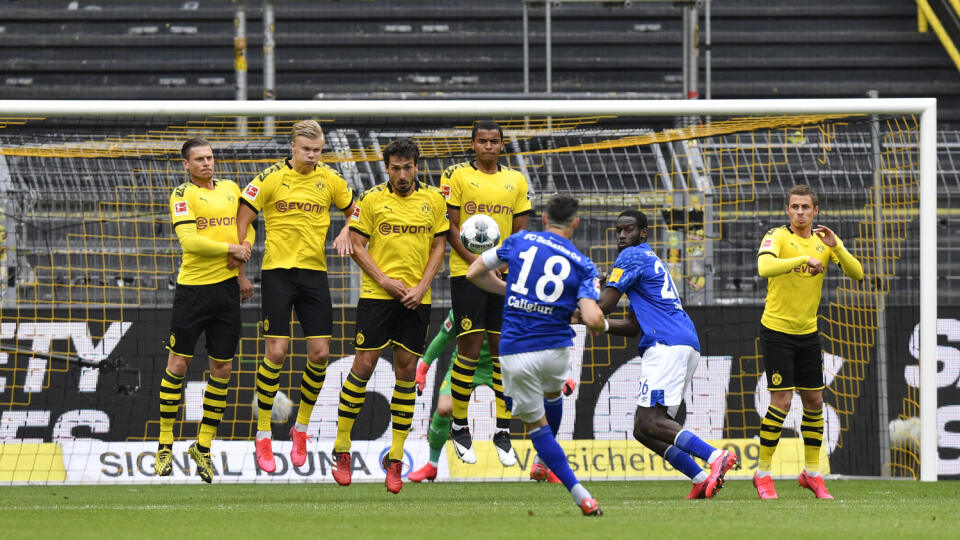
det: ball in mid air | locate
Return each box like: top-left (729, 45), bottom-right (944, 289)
top-left (460, 214), bottom-right (501, 255)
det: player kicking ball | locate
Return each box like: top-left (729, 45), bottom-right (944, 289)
top-left (592, 209), bottom-right (738, 499)
top-left (467, 194), bottom-right (604, 516)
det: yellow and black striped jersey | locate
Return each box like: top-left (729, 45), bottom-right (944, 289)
top-left (170, 179), bottom-right (245, 285)
top-left (440, 161), bottom-right (533, 276)
top-left (349, 181), bottom-right (449, 302)
top-left (757, 225), bottom-right (841, 335)
top-left (240, 159), bottom-right (353, 271)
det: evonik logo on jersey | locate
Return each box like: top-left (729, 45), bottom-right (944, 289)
top-left (378, 223), bottom-right (430, 235)
top-left (463, 201), bottom-right (512, 216)
top-left (195, 216), bottom-right (236, 230)
top-left (275, 200), bottom-right (326, 214)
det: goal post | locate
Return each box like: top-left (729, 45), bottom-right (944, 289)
top-left (0, 98), bottom-right (939, 483)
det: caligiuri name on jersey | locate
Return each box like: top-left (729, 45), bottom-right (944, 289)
top-left (507, 294), bottom-right (555, 314)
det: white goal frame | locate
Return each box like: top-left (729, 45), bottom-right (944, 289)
top-left (0, 98), bottom-right (939, 481)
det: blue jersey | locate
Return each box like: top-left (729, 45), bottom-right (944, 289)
top-left (482, 230), bottom-right (601, 356)
top-left (606, 242), bottom-right (700, 354)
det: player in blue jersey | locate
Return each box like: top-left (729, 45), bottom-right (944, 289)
top-left (467, 194), bottom-right (606, 517)
top-left (598, 209), bottom-right (738, 499)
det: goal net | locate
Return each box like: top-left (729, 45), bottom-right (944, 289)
top-left (0, 99), bottom-right (942, 484)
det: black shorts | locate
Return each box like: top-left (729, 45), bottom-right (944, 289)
top-left (261, 268), bottom-right (332, 339)
top-left (450, 276), bottom-right (503, 337)
top-left (168, 277), bottom-right (241, 361)
top-left (759, 325), bottom-right (824, 391)
top-left (354, 298), bottom-right (431, 356)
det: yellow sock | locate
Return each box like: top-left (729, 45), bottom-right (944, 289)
top-left (491, 355), bottom-right (511, 431)
top-left (449, 354), bottom-right (478, 426)
top-left (255, 359), bottom-right (282, 432)
top-left (158, 369), bottom-right (184, 446)
top-left (197, 374), bottom-right (229, 450)
top-left (334, 370), bottom-right (368, 453)
top-left (758, 405), bottom-right (787, 472)
top-left (801, 407), bottom-right (824, 474)
top-left (295, 360), bottom-right (327, 427)
top-left (389, 379), bottom-right (416, 460)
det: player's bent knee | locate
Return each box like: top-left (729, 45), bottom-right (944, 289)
top-left (306, 339), bottom-right (330, 362)
top-left (166, 353), bottom-right (190, 376)
top-left (769, 390), bottom-right (794, 411)
top-left (632, 407), bottom-right (662, 440)
top-left (351, 350), bottom-right (379, 379)
top-left (265, 338), bottom-right (290, 361)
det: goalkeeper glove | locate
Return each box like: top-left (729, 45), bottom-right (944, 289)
top-left (562, 378), bottom-right (577, 396)
top-left (415, 360), bottom-right (430, 396)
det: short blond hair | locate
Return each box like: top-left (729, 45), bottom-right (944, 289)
top-left (291, 119), bottom-right (324, 143)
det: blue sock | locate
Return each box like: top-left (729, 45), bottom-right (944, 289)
top-left (529, 425), bottom-right (578, 490)
top-left (674, 429), bottom-right (716, 462)
top-left (544, 396), bottom-right (563, 435)
top-left (664, 445), bottom-right (705, 481)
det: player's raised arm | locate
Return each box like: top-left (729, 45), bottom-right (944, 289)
top-left (466, 248), bottom-right (507, 296)
top-left (757, 227), bottom-right (817, 277)
top-left (577, 297), bottom-right (608, 335)
top-left (814, 225), bottom-right (864, 280)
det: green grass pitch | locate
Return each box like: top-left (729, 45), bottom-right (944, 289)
top-left (2, 479), bottom-right (958, 539)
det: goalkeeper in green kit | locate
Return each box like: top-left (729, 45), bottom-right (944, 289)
top-left (409, 309), bottom-right (573, 483)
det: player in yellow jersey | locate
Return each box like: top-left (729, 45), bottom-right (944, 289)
top-left (154, 138), bottom-right (255, 483)
top-left (236, 120), bottom-right (358, 473)
top-left (330, 138), bottom-right (448, 494)
top-left (440, 120), bottom-right (532, 464)
top-left (753, 184), bottom-right (863, 500)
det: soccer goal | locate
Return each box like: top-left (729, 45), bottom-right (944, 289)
top-left (0, 98), bottom-right (940, 484)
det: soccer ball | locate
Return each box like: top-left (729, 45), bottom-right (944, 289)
top-left (460, 214), bottom-right (501, 254)
top-left (251, 389), bottom-right (293, 423)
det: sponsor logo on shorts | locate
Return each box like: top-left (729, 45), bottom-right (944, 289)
top-left (195, 216), bottom-right (236, 230)
top-left (173, 201), bottom-right (188, 217)
top-left (378, 223), bottom-right (429, 235)
top-left (771, 372), bottom-right (783, 386)
top-left (243, 184), bottom-right (259, 200)
top-left (275, 200), bottom-right (326, 213)
top-left (169, 333), bottom-right (176, 347)
top-left (263, 318), bottom-right (270, 332)
top-left (462, 201), bottom-right (512, 216)
top-left (356, 332), bottom-right (365, 345)
top-left (460, 318), bottom-right (472, 331)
